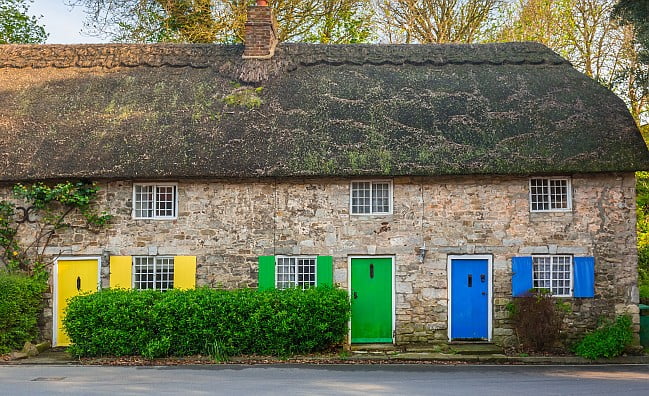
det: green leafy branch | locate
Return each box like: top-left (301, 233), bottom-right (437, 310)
top-left (0, 181), bottom-right (112, 277)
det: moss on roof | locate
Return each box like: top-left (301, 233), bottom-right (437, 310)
top-left (0, 42), bottom-right (647, 181)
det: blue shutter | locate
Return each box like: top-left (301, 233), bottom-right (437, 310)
top-left (316, 256), bottom-right (333, 287)
top-left (512, 256), bottom-right (533, 297)
top-left (573, 256), bottom-right (595, 298)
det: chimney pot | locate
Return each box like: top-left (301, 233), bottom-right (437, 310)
top-left (257, 0), bottom-right (268, 6)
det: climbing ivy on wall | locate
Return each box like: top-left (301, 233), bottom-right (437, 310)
top-left (0, 181), bottom-right (111, 278)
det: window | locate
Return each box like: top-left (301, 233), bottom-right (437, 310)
top-left (133, 256), bottom-right (174, 290)
top-left (532, 255), bottom-right (572, 297)
top-left (529, 178), bottom-right (571, 212)
top-left (133, 184), bottom-right (177, 219)
top-left (350, 181), bottom-right (392, 215)
top-left (258, 255), bottom-right (332, 290)
top-left (512, 256), bottom-right (594, 298)
top-left (275, 256), bottom-right (316, 289)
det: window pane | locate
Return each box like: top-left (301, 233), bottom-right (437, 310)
top-left (372, 182), bottom-right (390, 213)
top-left (351, 182), bottom-right (371, 214)
top-left (530, 179), bottom-right (549, 211)
top-left (156, 257), bottom-right (174, 291)
top-left (533, 256), bottom-right (551, 290)
top-left (552, 256), bottom-right (571, 296)
top-left (155, 186), bottom-right (176, 217)
top-left (134, 256), bottom-right (155, 290)
top-left (276, 257), bottom-right (295, 289)
top-left (549, 179), bottom-right (568, 209)
top-left (134, 185), bottom-right (154, 218)
top-left (296, 258), bottom-right (316, 289)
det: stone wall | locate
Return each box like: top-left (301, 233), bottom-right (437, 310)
top-left (4, 172), bottom-right (638, 346)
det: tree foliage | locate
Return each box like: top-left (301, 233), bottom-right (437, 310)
top-left (496, 0), bottom-right (648, 122)
top-left (0, 0), bottom-right (48, 44)
top-left (376, 0), bottom-right (501, 44)
top-left (613, 0), bottom-right (649, 62)
top-left (70, 0), bottom-right (374, 43)
top-left (613, 1), bottom-right (649, 122)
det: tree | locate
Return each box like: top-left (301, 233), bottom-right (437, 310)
top-left (0, 0), bottom-right (48, 44)
top-left (376, 0), bottom-right (501, 44)
top-left (613, 0), bottom-right (649, 62)
top-left (497, 0), bottom-right (619, 79)
top-left (495, 0), bottom-right (573, 54)
top-left (70, 0), bottom-right (374, 43)
top-left (495, 0), bottom-right (648, 122)
top-left (307, 0), bottom-right (374, 43)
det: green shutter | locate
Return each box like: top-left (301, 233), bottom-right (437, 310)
top-left (258, 256), bottom-right (275, 290)
top-left (317, 256), bottom-right (334, 287)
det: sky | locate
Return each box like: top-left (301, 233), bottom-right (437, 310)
top-left (29, 0), bottom-right (109, 44)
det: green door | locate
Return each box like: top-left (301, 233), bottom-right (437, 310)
top-left (351, 257), bottom-right (393, 343)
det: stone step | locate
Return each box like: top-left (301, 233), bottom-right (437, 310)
top-left (448, 343), bottom-right (503, 355)
top-left (350, 343), bottom-right (503, 355)
top-left (350, 344), bottom-right (398, 352)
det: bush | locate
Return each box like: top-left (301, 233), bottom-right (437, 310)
top-left (64, 286), bottom-right (350, 358)
top-left (0, 272), bottom-right (47, 353)
top-left (508, 289), bottom-right (569, 352)
top-left (573, 315), bottom-right (634, 359)
top-left (64, 289), bottom-right (164, 357)
top-left (640, 283), bottom-right (649, 305)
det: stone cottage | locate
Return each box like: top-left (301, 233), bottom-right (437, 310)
top-left (1, 4), bottom-right (648, 348)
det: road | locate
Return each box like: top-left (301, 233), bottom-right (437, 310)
top-left (0, 364), bottom-right (648, 395)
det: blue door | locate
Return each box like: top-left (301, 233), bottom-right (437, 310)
top-left (451, 258), bottom-right (489, 339)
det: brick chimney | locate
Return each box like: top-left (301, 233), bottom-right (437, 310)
top-left (242, 1), bottom-right (278, 59)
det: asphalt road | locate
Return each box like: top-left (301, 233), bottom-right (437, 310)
top-left (0, 364), bottom-right (648, 395)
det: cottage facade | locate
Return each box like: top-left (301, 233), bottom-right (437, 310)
top-left (1, 5), bottom-right (648, 348)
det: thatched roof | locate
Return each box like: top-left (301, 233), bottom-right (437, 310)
top-left (0, 42), bottom-right (647, 181)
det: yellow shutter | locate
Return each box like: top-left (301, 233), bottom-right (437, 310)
top-left (109, 256), bottom-right (132, 289)
top-left (174, 256), bottom-right (196, 290)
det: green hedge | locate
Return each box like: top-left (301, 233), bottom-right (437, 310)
top-left (0, 273), bottom-right (47, 353)
top-left (64, 287), bottom-right (350, 358)
top-left (574, 315), bottom-right (634, 359)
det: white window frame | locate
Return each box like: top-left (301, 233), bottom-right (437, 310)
top-left (529, 177), bottom-right (572, 212)
top-left (132, 256), bottom-right (175, 291)
top-left (132, 183), bottom-right (178, 219)
top-left (532, 255), bottom-right (573, 297)
top-left (350, 180), bottom-right (393, 215)
top-left (275, 255), bottom-right (317, 290)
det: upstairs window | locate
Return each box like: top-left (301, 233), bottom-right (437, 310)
top-left (529, 178), bottom-right (571, 212)
top-left (133, 256), bottom-right (174, 291)
top-left (533, 255), bottom-right (572, 297)
top-left (351, 181), bottom-right (392, 215)
top-left (133, 184), bottom-right (177, 219)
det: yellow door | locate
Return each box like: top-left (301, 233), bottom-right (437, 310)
top-left (56, 259), bottom-right (99, 346)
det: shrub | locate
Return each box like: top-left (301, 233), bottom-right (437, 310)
top-left (640, 283), bottom-right (649, 305)
top-left (64, 289), bottom-right (164, 357)
top-left (64, 286), bottom-right (350, 358)
top-left (508, 289), bottom-right (569, 352)
top-left (573, 315), bottom-right (634, 359)
top-left (0, 272), bottom-right (47, 353)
